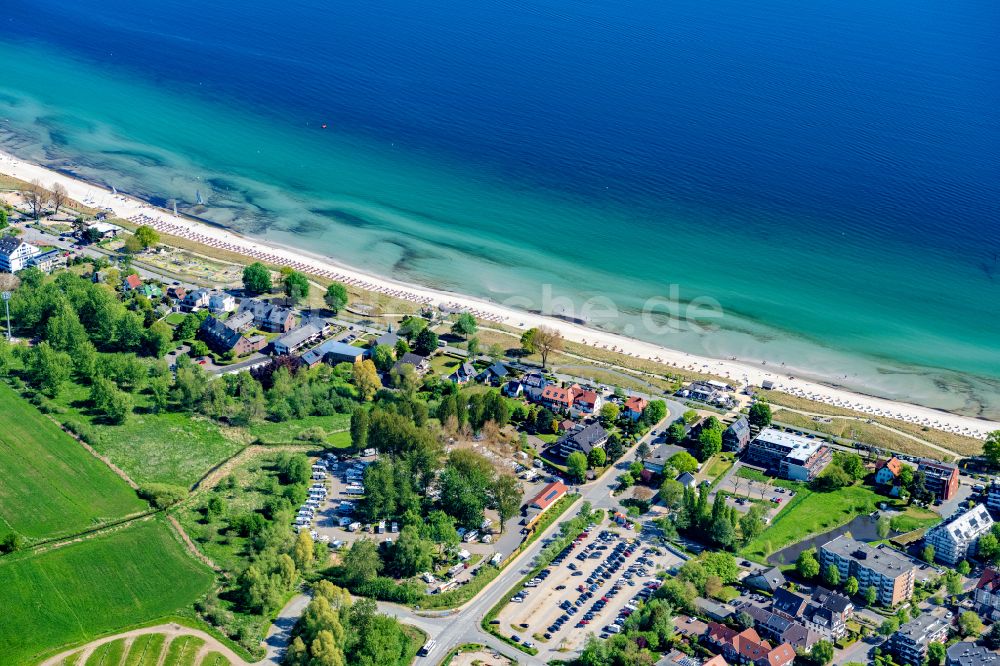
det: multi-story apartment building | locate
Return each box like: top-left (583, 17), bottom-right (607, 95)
top-left (888, 612), bottom-right (951, 666)
top-left (918, 461), bottom-right (960, 501)
top-left (924, 504), bottom-right (993, 565)
top-left (819, 536), bottom-right (915, 607)
top-left (745, 428), bottom-right (832, 481)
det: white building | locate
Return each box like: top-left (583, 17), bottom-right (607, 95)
top-left (0, 237), bottom-right (39, 273)
top-left (924, 504), bottom-right (993, 565)
top-left (208, 290), bottom-right (236, 313)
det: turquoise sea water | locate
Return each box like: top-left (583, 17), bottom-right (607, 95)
top-left (1, 0), bottom-right (998, 417)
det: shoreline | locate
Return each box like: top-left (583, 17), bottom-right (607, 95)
top-left (1, 149), bottom-right (995, 440)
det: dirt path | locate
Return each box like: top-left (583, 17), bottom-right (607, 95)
top-left (40, 623), bottom-right (248, 666)
top-left (166, 514), bottom-right (220, 572)
top-left (43, 413), bottom-right (141, 490)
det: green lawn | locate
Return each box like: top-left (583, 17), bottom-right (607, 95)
top-left (52, 383), bottom-right (243, 488)
top-left (740, 483), bottom-right (881, 561)
top-left (736, 466), bottom-right (771, 484)
top-left (247, 413), bottom-right (351, 446)
top-left (0, 517), bottom-right (215, 665)
top-left (703, 453), bottom-right (735, 480)
top-left (0, 382), bottom-right (145, 541)
top-left (163, 313), bottom-right (187, 326)
top-left (889, 505), bottom-right (941, 533)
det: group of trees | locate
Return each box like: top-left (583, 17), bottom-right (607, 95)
top-left (122, 225), bottom-right (160, 254)
top-left (812, 451), bottom-right (867, 491)
top-left (695, 416), bottom-right (724, 461)
top-left (23, 180), bottom-right (68, 220)
top-left (284, 580), bottom-right (412, 666)
top-left (662, 484), bottom-right (767, 550)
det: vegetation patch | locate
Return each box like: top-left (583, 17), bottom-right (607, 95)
top-left (740, 483), bottom-right (881, 560)
top-left (0, 381), bottom-right (145, 542)
top-left (0, 518), bottom-right (214, 665)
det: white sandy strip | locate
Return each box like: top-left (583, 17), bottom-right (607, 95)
top-left (2, 150), bottom-right (995, 440)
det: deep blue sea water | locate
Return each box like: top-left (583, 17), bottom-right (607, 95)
top-left (1, 0), bottom-right (998, 416)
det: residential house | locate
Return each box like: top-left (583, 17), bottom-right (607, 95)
top-left (274, 321), bottom-right (327, 356)
top-left (676, 472), bottom-right (697, 488)
top-left (744, 567), bottom-right (786, 595)
top-left (682, 381), bottom-right (734, 407)
top-left (138, 283), bottom-right (162, 299)
top-left (540, 383), bottom-right (579, 413)
top-left (300, 339), bottom-right (366, 367)
top-left (502, 380), bottom-right (523, 398)
top-left (806, 587), bottom-right (854, 638)
top-left (888, 611), bottom-right (951, 666)
top-left (875, 457), bottom-right (903, 487)
top-left (735, 603), bottom-right (818, 651)
top-left (29, 249), bottom-right (66, 273)
top-left (556, 422), bottom-right (609, 459)
top-left (208, 290), bottom-right (236, 313)
top-left (85, 221), bottom-right (121, 239)
top-left (745, 428), bottom-right (832, 481)
top-left (181, 288), bottom-right (211, 311)
top-left (448, 361), bottom-right (477, 384)
top-left (571, 388), bottom-right (602, 418)
top-left (975, 568), bottom-right (1000, 621)
top-left (238, 298), bottom-right (295, 333)
top-left (924, 504), bottom-right (994, 565)
top-left (199, 315), bottom-right (266, 356)
top-left (623, 396), bottom-right (648, 421)
top-left (372, 331), bottom-right (400, 348)
top-left (122, 274), bottom-right (143, 291)
top-left (520, 370), bottom-right (549, 402)
top-left (946, 642), bottom-right (1000, 666)
top-left (771, 588), bottom-right (809, 620)
top-left (525, 480), bottom-right (566, 528)
top-left (819, 535), bottom-right (915, 606)
top-left (393, 352), bottom-right (430, 376)
top-left (724, 416), bottom-right (752, 453)
top-left (167, 285), bottom-right (186, 301)
top-left (703, 622), bottom-right (795, 666)
top-left (477, 362), bottom-right (509, 386)
top-left (643, 444), bottom-right (673, 475)
top-left (918, 461), bottom-right (960, 501)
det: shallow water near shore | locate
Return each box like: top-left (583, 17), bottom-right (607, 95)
top-left (1, 0), bottom-right (999, 417)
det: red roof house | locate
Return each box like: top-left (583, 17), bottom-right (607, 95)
top-left (123, 274), bottom-right (143, 291)
top-left (623, 396), bottom-right (648, 420)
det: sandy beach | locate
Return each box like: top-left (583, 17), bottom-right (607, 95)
top-left (1, 149), bottom-right (996, 441)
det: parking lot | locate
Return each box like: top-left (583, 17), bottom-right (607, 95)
top-left (495, 521), bottom-right (683, 656)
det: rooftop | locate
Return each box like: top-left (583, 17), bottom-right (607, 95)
top-left (821, 535), bottom-right (916, 578)
top-left (947, 642), bottom-right (1000, 666)
top-left (753, 428), bottom-right (825, 461)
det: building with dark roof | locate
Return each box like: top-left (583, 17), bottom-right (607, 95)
top-left (556, 422), bottom-right (609, 458)
top-left (918, 461), bottom-right (960, 501)
top-left (735, 604), bottom-right (818, 651)
top-left (946, 642), bottom-right (1000, 666)
top-left (975, 568), bottom-right (1000, 620)
top-left (448, 361), bottom-right (477, 384)
top-left (199, 315), bottom-right (266, 356)
top-left (477, 362), bottom-right (509, 386)
top-left (724, 416), bottom-right (751, 452)
top-left (273, 321), bottom-right (328, 355)
top-left (300, 339), bottom-right (366, 367)
top-left (393, 352), bottom-right (429, 376)
top-left (888, 611), bottom-right (951, 666)
top-left (0, 236), bottom-right (39, 272)
top-left (745, 567), bottom-right (786, 594)
top-left (238, 298), bottom-right (295, 333)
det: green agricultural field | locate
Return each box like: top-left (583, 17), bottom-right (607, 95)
top-left (52, 383), bottom-right (243, 488)
top-left (0, 382), bottom-right (145, 541)
top-left (740, 483), bottom-right (881, 561)
top-left (0, 518), bottom-right (215, 665)
top-left (84, 638), bottom-right (126, 666)
top-left (123, 633), bottom-right (166, 666)
top-left (161, 635), bottom-right (205, 666)
top-left (200, 651), bottom-right (233, 666)
top-left (247, 413), bottom-right (351, 445)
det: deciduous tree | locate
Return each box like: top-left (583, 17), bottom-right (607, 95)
top-left (242, 262), bottom-right (272, 294)
top-left (323, 282), bottom-right (348, 313)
